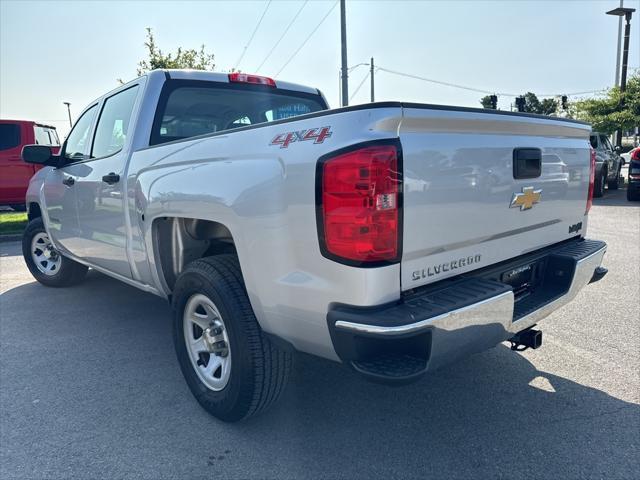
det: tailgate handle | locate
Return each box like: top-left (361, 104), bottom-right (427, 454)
top-left (513, 148), bottom-right (542, 179)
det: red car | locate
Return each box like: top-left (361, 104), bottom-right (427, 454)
top-left (0, 119), bottom-right (60, 210)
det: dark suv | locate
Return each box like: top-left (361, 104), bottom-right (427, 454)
top-left (589, 133), bottom-right (624, 197)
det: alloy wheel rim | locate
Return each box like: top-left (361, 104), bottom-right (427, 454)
top-left (183, 293), bottom-right (231, 391)
top-left (31, 232), bottom-right (61, 276)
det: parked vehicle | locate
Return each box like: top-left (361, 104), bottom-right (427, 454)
top-left (589, 132), bottom-right (624, 197)
top-left (627, 147), bottom-right (640, 201)
top-left (20, 70), bottom-right (607, 421)
top-left (0, 120), bottom-right (60, 210)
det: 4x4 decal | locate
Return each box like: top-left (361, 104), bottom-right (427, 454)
top-left (270, 126), bottom-right (332, 149)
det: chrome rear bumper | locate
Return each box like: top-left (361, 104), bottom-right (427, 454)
top-left (328, 239), bottom-right (607, 381)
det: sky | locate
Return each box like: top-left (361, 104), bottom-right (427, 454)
top-left (1, 0), bottom-right (639, 137)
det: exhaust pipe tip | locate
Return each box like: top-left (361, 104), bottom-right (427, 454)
top-left (509, 328), bottom-right (542, 351)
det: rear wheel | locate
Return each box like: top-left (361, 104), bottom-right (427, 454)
top-left (608, 167), bottom-right (621, 190)
top-left (594, 169), bottom-right (606, 198)
top-left (172, 254), bottom-right (292, 422)
top-left (22, 218), bottom-right (88, 287)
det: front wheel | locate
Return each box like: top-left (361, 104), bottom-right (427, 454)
top-left (172, 255), bottom-right (292, 422)
top-left (22, 217), bottom-right (88, 287)
top-left (628, 188), bottom-right (640, 201)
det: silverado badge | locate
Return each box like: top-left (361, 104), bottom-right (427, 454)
top-left (510, 186), bottom-right (542, 211)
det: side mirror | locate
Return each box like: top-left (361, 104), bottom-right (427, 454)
top-left (21, 145), bottom-right (59, 166)
top-left (615, 145), bottom-right (622, 152)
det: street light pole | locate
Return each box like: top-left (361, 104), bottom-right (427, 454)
top-left (340, 0), bottom-right (348, 107)
top-left (63, 102), bottom-right (72, 128)
top-left (607, 6), bottom-right (635, 147)
top-left (614, 0), bottom-right (624, 87)
top-left (370, 57), bottom-right (375, 102)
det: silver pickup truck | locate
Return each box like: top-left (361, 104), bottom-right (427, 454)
top-left (21, 70), bottom-right (607, 421)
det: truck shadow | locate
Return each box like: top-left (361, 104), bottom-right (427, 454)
top-left (1, 269), bottom-right (638, 478)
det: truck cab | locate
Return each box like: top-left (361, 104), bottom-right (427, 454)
top-left (0, 119), bottom-right (60, 210)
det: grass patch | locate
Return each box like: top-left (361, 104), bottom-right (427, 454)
top-left (0, 211), bottom-right (28, 235)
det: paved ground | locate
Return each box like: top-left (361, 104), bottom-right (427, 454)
top-left (1, 188), bottom-right (639, 480)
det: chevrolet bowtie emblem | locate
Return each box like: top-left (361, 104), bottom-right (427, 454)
top-left (510, 186), bottom-right (542, 211)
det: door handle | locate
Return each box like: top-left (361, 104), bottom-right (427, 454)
top-left (102, 173), bottom-right (120, 185)
top-left (62, 176), bottom-right (75, 186)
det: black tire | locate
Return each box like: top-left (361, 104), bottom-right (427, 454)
top-left (10, 204), bottom-right (26, 212)
top-left (628, 188), bottom-right (640, 201)
top-left (594, 169), bottom-right (606, 198)
top-left (172, 254), bottom-right (292, 422)
top-left (22, 217), bottom-right (88, 287)
top-left (608, 167), bottom-right (621, 190)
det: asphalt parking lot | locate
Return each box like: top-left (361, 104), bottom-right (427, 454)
top-left (1, 187), bottom-right (639, 480)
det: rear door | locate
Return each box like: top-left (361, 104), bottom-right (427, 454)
top-left (69, 84), bottom-right (141, 278)
top-left (398, 107), bottom-right (592, 291)
top-left (0, 121), bottom-right (33, 205)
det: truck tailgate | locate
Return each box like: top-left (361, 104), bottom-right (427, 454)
top-left (399, 106), bottom-right (592, 291)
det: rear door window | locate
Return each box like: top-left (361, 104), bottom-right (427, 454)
top-left (0, 123), bottom-right (21, 151)
top-left (91, 85), bottom-right (139, 158)
top-left (150, 81), bottom-right (327, 146)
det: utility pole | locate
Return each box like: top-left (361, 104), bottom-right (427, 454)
top-left (607, 6), bottom-right (635, 147)
top-left (370, 57), bottom-right (375, 102)
top-left (63, 102), bottom-right (72, 128)
top-left (340, 0), bottom-right (348, 107)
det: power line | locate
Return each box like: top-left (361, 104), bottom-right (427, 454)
top-left (274, 1), bottom-right (338, 78)
top-left (376, 66), bottom-right (516, 96)
top-left (235, 0), bottom-right (272, 71)
top-left (376, 66), bottom-right (607, 98)
top-left (255, 0), bottom-right (308, 73)
top-left (350, 71), bottom-right (370, 102)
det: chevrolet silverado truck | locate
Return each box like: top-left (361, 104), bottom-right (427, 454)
top-left (21, 70), bottom-right (607, 421)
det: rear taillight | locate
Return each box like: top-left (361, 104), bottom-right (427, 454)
top-left (586, 146), bottom-right (596, 214)
top-left (228, 72), bottom-right (276, 87)
top-left (318, 141), bottom-right (401, 265)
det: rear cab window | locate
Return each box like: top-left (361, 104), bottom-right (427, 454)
top-left (150, 80), bottom-right (327, 146)
top-left (34, 125), bottom-right (60, 146)
top-left (0, 123), bottom-right (21, 151)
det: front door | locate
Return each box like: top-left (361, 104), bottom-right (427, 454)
top-left (43, 105), bottom-right (98, 255)
top-left (69, 84), bottom-right (140, 278)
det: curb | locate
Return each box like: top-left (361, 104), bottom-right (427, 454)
top-left (0, 234), bottom-right (22, 243)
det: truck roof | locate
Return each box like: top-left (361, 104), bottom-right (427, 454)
top-left (157, 69), bottom-right (320, 96)
top-left (0, 119), bottom-right (57, 129)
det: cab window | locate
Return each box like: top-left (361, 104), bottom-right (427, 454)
top-left (63, 105), bottom-right (98, 160)
top-left (0, 123), bottom-right (21, 151)
top-left (34, 126), bottom-right (60, 146)
top-left (91, 85), bottom-right (139, 158)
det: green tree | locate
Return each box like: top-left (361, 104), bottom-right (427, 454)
top-left (573, 71), bottom-right (640, 134)
top-left (521, 92), bottom-right (558, 115)
top-left (480, 95), bottom-right (494, 109)
top-left (135, 27), bottom-right (215, 76)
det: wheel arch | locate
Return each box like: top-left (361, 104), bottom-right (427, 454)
top-left (152, 216), bottom-right (237, 293)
